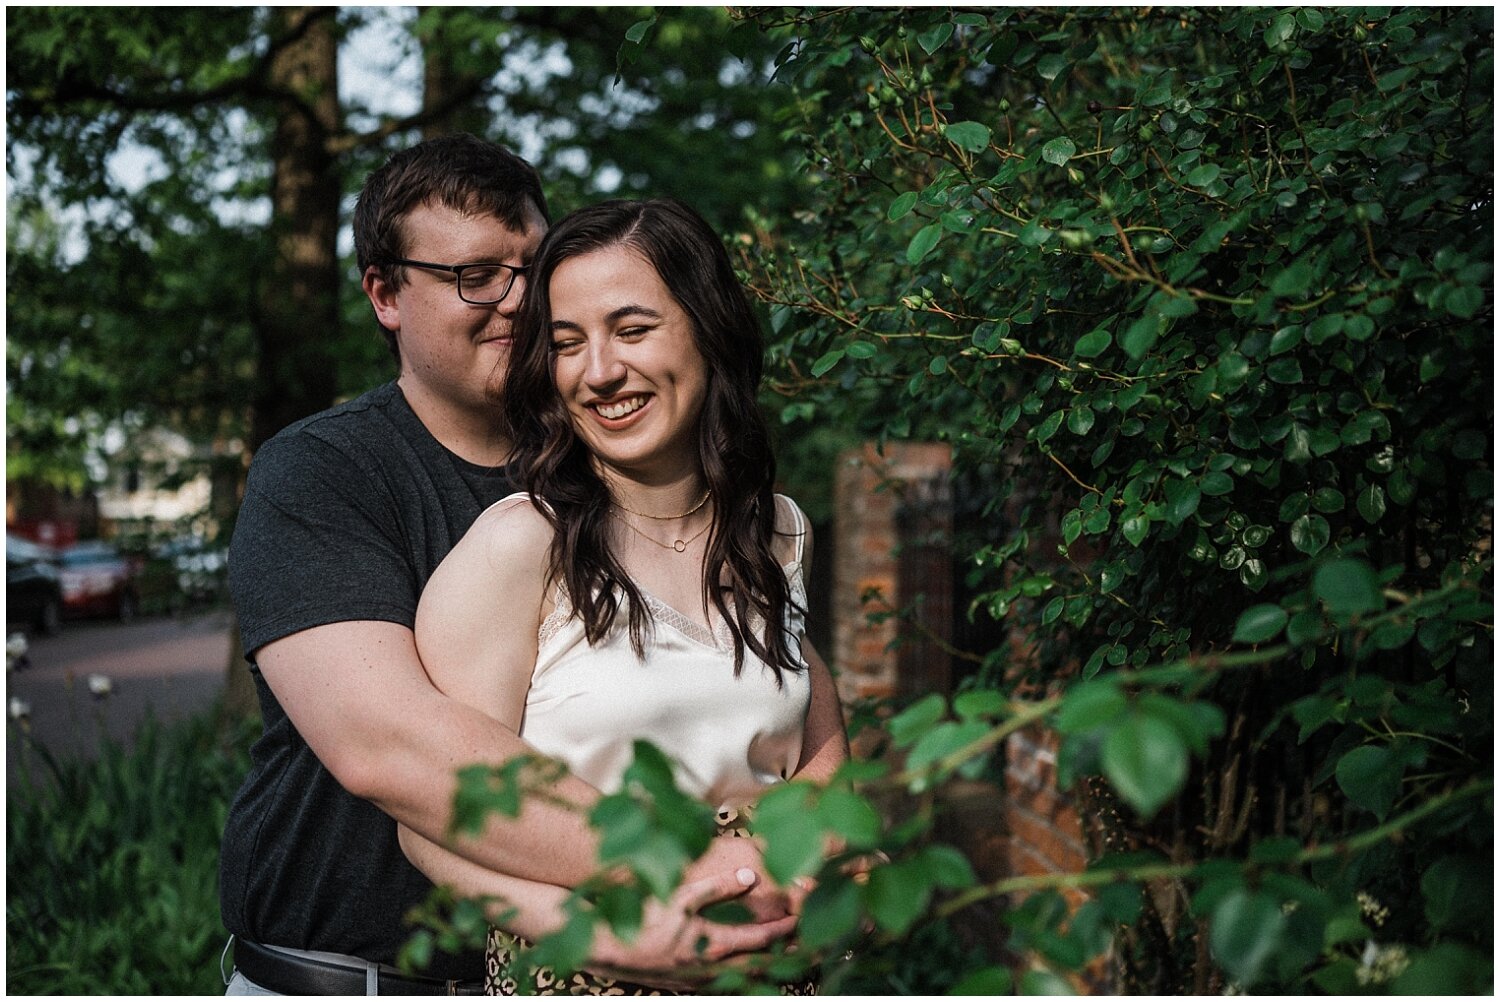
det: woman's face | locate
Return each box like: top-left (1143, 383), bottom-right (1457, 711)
top-left (547, 244), bottom-right (710, 482)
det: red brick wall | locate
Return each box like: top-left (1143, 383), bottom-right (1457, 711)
top-left (832, 442), bottom-right (1102, 985)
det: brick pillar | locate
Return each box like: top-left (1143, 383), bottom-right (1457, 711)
top-left (831, 442), bottom-right (952, 704)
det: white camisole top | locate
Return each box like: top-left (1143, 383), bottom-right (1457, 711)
top-left (497, 493), bottom-right (812, 810)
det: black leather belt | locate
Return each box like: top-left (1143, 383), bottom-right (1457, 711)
top-left (233, 938), bottom-right (484, 995)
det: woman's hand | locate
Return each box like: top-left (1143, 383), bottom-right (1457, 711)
top-left (587, 867), bottom-right (797, 990)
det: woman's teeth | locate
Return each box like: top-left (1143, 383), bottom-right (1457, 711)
top-left (596, 396), bottom-right (647, 420)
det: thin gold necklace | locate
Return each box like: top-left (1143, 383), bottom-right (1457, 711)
top-left (612, 510), bottom-right (712, 553)
top-left (612, 488), bottom-right (711, 521)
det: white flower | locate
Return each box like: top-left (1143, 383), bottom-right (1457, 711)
top-left (87, 673), bottom-right (113, 698)
top-left (8, 696), bottom-right (32, 720)
top-left (1355, 941), bottom-right (1410, 985)
top-left (7, 632), bottom-right (28, 659)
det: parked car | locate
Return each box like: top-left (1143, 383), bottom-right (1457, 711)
top-left (150, 535), bottom-right (229, 607)
top-left (57, 541), bottom-right (141, 622)
top-left (6, 533), bottom-right (63, 636)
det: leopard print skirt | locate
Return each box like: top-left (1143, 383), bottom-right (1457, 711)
top-left (484, 810), bottom-right (816, 995)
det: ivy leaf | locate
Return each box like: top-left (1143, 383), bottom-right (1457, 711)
top-left (1122, 513), bottom-right (1150, 547)
top-left (1103, 714), bottom-right (1187, 817)
top-left (1232, 604), bottom-right (1288, 644)
top-left (1042, 137), bottom-right (1077, 166)
top-left (1211, 890), bottom-right (1288, 986)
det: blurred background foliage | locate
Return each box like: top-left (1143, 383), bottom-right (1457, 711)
top-left (6, 5), bottom-right (1492, 995)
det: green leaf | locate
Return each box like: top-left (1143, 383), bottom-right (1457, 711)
top-left (1211, 890), bottom-right (1287, 985)
top-left (811, 348), bottom-right (845, 377)
top-left (905, 720), bottom-right (992, 776)
top-left (1164, 480), bottom-right (1201, 526)
top-left (906, 223), bottom-right (943, 264)
top-left (1422, 856), bottom-right (1491, 932)
top-left (845, 340), bottom-right (877, 360)
top-left (887, 191), bottom-right (918, 221)
top-left (888, 693), bottom-right (946, 747)
top-left (1122, 513), bottom-right (1149, 547)
top-left (1067, 406), bottom-right (1095, 435)
top-left (1356, 484), bottom-right (1386, 524)
top-left (1313, 558), bottom-right (1382, 617)
top-left (1289, 514), bottom-right (1330, 555)
top-left (623, 17), bottom-right (655, 44)
top-left (1335, 745), bottom-right (1402, 819)
top-left (799, 877), bottom-right (864, 950)
top-left (760, 809), bottom-right (827, 885)
top-left (1121, 315), bottom-right (1158, 359)
top-left (1270, 261), bottom-right (1313, 298)
top-left (1074, 327), bottom-right (1111, 358)
top-left (1054, 680), bottom-right (1127, 733)
top-left (1102, 714), bottom-right (1188, 817)
top-left (919, 844), bottom-right (977, 889)
top-left (1042, 137), bottom-right (1077, 166)
top-left (1200, 471), bottom-right (1234, 496)
top-left (916, 22), bottom-right (954, 54)
top-left (1036, 52), bottom-right (1070, 81)
top-left (865, 862), bottom-right (934, 935)
top-left (1391, 944), bottom-right (1493, 994)
top-left (1186, 164), bottom-right (1220, 186)
top-left (948, 966), bottom-right (1014, 995)
top-left (816, 786), bottom-right (882, 849)
top-left (1233, 604), bottom-right (1287, 644)
top-left (944, 121), bottom-right (991, 152)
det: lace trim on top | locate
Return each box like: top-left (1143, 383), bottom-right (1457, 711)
top-left (538, 560), bottom-right (807, 660)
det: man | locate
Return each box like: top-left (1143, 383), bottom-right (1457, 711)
top-left (221, 135), bottom-right (828, 995)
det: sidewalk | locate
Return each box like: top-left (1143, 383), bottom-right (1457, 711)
top-left (6, 610), bottom-right (233, 788)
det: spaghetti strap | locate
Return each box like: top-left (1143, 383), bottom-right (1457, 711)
top-left (777, 494), bottom-right (807, 565)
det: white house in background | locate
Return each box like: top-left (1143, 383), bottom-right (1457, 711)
top-left (94, 427), bottom-right (214, 533)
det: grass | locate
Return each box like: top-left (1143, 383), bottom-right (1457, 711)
top-left (7, 706), bottom-right (254, 994)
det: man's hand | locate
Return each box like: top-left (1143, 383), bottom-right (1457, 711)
top-left (588, 867), bottom-right (797, 990)
top-left (683, 835), bottom-right (794, 922)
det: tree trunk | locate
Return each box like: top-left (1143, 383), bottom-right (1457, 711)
top-left (226, 6), bottom-right (343, 722)
top-left (418, 7), bottom-right (493, 138)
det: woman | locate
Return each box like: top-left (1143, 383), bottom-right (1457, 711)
top-left (398, 198), bottom-right (846, 994)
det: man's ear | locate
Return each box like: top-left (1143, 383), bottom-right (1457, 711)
top-left (362, 266), bottom-right (401, 332)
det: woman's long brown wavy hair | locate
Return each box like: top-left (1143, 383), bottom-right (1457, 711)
top-left (500, 198), bottom-right (804, 683)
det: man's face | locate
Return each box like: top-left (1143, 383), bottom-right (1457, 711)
top-left (363, 201), bottom-right (546, 423)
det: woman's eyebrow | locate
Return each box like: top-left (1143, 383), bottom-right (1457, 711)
top-left (550, 305), bottom-right (663, 332)
top-left (606, 304), bottom-right (663, 324)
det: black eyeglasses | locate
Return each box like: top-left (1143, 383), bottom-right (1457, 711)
top-left (386, 258), bottom-right (529, 304)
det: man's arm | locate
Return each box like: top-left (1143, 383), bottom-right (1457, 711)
top-left (397, 825), bottom-right (795, 990)
top-left (256, 620), bottom-right (603, 885)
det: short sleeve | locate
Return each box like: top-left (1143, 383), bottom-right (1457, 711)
top-left (229, 430), bottom-right (417, 658)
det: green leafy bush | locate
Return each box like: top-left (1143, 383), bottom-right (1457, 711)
top-left (735, 5), bottom-right (1492, 993)
top-left (7, 710), bottom-right (255, 994)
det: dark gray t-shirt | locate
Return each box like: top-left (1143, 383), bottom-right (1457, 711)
top-left (220, 382), bottom-right (516, 980)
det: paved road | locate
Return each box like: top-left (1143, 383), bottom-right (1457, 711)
top-left (6, 610), bottom-right (234, 788)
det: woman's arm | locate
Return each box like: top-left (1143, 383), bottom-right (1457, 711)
top-left (787, 518), bottom-right (849, 783)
